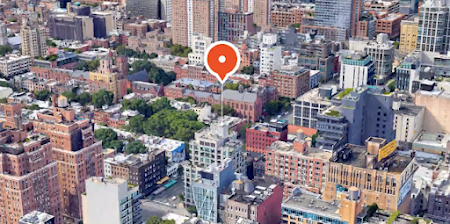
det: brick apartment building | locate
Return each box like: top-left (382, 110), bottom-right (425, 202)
top-left (0, 129), bottom-right (62, 224)
top-left (265, 131), bottom-right (331, 198)
top-left (224, 176), bottom-right (283, 224)
top-left (31, 97), bottom-right (104, 224)
top-left (246, 120), bottom-right (288, 154)
top-left (259, 66), bottom-right (310, 98)
top-left (376, 13), bottom-right (406, 38)
top-left (104, 152), bottom-right (167, 196)
top-left (239, 43), bottom-right (258, 69)
top-left (270, 4), bottom-right (314, 28)
top-left (165, 86), bottom-right (266, 122)
top-left (218, 9), bottom-right (255, 43)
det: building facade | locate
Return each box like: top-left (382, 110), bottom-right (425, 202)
top-left (260, 33), bottom-right (282, 75)
top-left (393, 102), bottom-right (425, 143)
top-left (416, 0), bottom-right (450, 53)
top-left (293, 86), bottom-right (336, 128)
top-left (399, 17), bottom-right (419, 53)
top-left (20, 18), bottom-right (47, 58)
top-left (82, 177), bottom-right (142, 224)
top-left (246, 120), bottom-right (288, 154)
top-left (188, 33), bottom-right (212, 65)
top-left (184, 123), bottom-right (246, 206)
top-left (0, 54), bottom-right (31, 77)
top-left (339, 53), bottom-right (376, 89)
top-left (218, 10), bottom-right (254, 44)
top-left (127, 0), bottom-right (159, 19)
top-left (415, 90), bottom-right (450, 133)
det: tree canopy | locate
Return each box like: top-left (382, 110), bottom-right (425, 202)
top-left (0, 45), bottom-right (13, 56)
top-left (62, 91), bottom-right (91, 106)
top-left (239, 123), bottom-right (252, 139)
top-left (265, 98), bottom-right (292, 116)
top-left (240, 66), bottom-right (255, 75)
top-left (164, 42), bottom-right (192, 57)
top-left (91, 90), bottom-right (114, 108)
top-left (212, 104), bottom-right (236, 116)
top-left (130, 61), bottom-right (176, 85)
top-left (76, 59), bottom-right (100, 71)
top-left (122, 99), bottom-right (153, 117)
top-left (94, 128), bottom-right (123, 152)
top-left (223, 83), bottom-right (251, 91)
top-left (125, 141), bottom-right (147, 154)
top-left (146, 216), bottom-right (176, 224)
top-left (35, 90), bottom-right (52, 101)
top-left (116, 45), bottom-right (158, 59)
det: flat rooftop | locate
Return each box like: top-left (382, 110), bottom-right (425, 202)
top-left (413, 131), bottom-right (450, 152)
top-left (333, 144), bottom-right (413, 174)
top-left (228, 176), bottom-right (278, 205)
top-left (394, 103), bottom-right (424, 116)
top-left (267, 141), bottom-right (333, 160)
top-left (282, 193), bottom-right (342, 221)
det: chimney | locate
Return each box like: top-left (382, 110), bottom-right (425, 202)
top-left (52, 94), bottom-right (57, 108)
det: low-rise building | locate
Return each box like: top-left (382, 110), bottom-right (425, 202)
top-left (292, 85), bottom-right (337, 128)
top-left (224, 176), bottom-right (283, 224)
top-left (103, 151), bottom-right (167, 196)
top-left (82, 177), bottom-right (142, 224)
top-left (393, 101), bottom-right (424, 143)
top-left (375, 13), bottom-right (406, 38)
top-left (19, 211), bottom-right (55, 224)
top-left (0, 54), bottom-right (31, 76)
top-left (412, 132), bottom-right (450, 156)
top-left (267, 66), bottom-right (310, 98)
top-left (246, 120), bottom-right (288, 154)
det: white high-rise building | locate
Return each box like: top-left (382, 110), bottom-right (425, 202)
top-left (259, 33), bottom-right (282, 75)
top-left (349, 33), bottom-right (394, 77)
top-left (0, 23), bottom-right (8, 45)
top-left (161, 0), bottom-right (172, 22)
top-left (82, 177), bottom-right (142, 224)
top-left (417, 0), bottom-right (450, 53)
top-left (183, 122), bottom-right (245, 206)
top-left (188, 33), bottom-right (212, 65)
top-left (20, 18), bottom-right (47, 58)
top-left (339, 53), bottom-right (376, 89)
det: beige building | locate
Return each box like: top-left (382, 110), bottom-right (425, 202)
top-left (20, 18), bottom-right (47, 58)
top-left (188, 33), bottom-right (212, 65)
top-left (324, 137), bottom-right (416, 213)
top-left (399, 16), bottom-right (419, 54)
top-left (0, 54), bottom-right (31, 77)
top-left (415, 90), bottom-right (450, 133)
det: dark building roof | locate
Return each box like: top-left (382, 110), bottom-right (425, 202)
top-left (127, 69), bottom-right (149, 82)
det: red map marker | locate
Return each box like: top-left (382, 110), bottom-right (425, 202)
top-left (204, 41), bottom-right (241, 84)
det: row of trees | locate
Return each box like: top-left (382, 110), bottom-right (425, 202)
top-left (93, 128), bottom-right (148, 154)
top-left (76, 59), bottom-right (101, 72)
top-left (124, 98), bottom-right (205, 142)
top-left (164, 42), bottom-right (192, 57)
top-left (116, 45), bottom-right (158, 59)
top-left (130, 60), bottom-right (176, 85)
top-left (265, 97), bottom-right (292, 116)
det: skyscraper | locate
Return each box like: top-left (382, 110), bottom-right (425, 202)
top-left (184, 123), bottom-right (246, 206)
top-left (20, 18), bottom-right (47, 58)
top-left (127, 0), bottom-right (160, 19)
top-left (172, 0), bottom-right (219, 47)
top-left (33, 97), bottom-right (104, 224)
top-left (253, 0), bottom-right (270, 28)
top-left (314, 0), bottom-right (363, 40)
top-left (416, 0), bottom-right (450, 53)
top-left (0, 23), bottom-right (7, 45)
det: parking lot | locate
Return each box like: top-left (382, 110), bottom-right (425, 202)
top-left (149, 177), bottom-right (184, 206)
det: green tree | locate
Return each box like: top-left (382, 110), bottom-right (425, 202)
top-left (239, 123), bottom-right (252, 139)
top-left (146, 216), bottom-right (163, 224)
top-left (27, 104), bottom-right (41, 110)
top-left (88, 59), bottom-right (100, 71)
top-left (0, 81), bottom-right (10, 87)
top-left (394, 41), bottom-right (400, 49)
top-left (128, 115), bottom-right (145, 133)
top-left (187, 206), bottom-right (197, 214)
top-left (35, 90), bottom-right (52, 101)
top-left (411, 218), bottom-right (419, 224)
top-left (0, 98), bottom-right (7, 104)
top-left (91, 90), bottom-right (114, 108)
top-left (241, 66), bottom-right (255, 75)
top-left (175, 96), bottom-right (196, 104)
top-left (127, 88), bottom-right (133, 94)
top-left (125, 141), bottom-right (147, 154)
top-left (77, 92), bottom-right (92, 106)
top-left (0, 45), bottom-right (12, 56)
top-left (94, 128), bottom-right (118, 148)
top-left (178, 193), bottom-right (184, 201)
top-left (122, 99), bottom-right (153, 117)
top-left (265, 100), bottom-right (281, 116)
top-left (109, 140), bottom-right (124, 152)
top-left (290, 23), bottom-right (301, 28)
top-left (46, 39), bottom-right (57, 47)
top-left (151, 97), bottom-right (173, 112)
top-left (62, 91), bottom-right (77, 102)
top-left (212, 104), bottom-right (236, 116)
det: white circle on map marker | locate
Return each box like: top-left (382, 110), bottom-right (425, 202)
top-left (219, 55), bottom-right (226, 63)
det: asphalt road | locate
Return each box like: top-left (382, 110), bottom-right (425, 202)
top-left (149, 177), bottom-right (185, 205)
